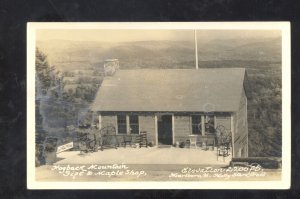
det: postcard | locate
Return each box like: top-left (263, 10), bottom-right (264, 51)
top-left (27, 22), bottom-right (291, 189)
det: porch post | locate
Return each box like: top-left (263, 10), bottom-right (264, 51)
top-left (214, 115), bottom-right (217, 129)
top-left (155, 114), bottom-right (158, 146)
top-left (98, 114), bottom-right (102, 129)
top-left (201, 115), bottom-right (205, 136)
top-left (231, 114), bottom-right (235, 158)
top-left (172, 114), bottom-right (175, 145)
top-left (126, 115), bottom-right (130, 134)
top-left (115, 115), bottom-right (118, 135)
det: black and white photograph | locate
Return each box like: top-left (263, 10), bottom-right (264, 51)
top-left (27, 22), bottom-right (290, 189)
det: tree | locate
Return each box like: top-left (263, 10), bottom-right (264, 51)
top-left (35, 48), bottom-right (72, 166)
top-left (36, 48), bottom-right (56, 95)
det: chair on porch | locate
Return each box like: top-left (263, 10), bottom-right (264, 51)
top-left (188, 135), bottom-right (198, 149)
top-left (122, 135), bottom-right (132, 148)
top-left (139, 131), bottom-right (148, 148)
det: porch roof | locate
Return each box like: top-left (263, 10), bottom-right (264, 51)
top-left (90, 68), bottom-right (246, 112)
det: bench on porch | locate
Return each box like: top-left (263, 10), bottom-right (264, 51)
top-left (120, 133), bottom-right (147, 148)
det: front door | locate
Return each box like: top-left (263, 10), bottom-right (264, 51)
top-left (157, 115), bottom-right (173, 145)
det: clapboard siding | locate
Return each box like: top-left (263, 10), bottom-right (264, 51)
top-left (139, 115), bottom-right (156, 145)
top-left (216, 116), bottom-right (231, 131)
top-left (101, 115), bottom-right (116, 129)
top-left (174, 115), bottom-right (191, 143)
top-left (233, 89), bottom-right (248, 158)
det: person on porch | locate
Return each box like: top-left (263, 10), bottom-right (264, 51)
top-left (205, 116), bottom-right (216, 134)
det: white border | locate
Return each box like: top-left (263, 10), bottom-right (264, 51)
top-left (27, 22), bottom-right (291, 189)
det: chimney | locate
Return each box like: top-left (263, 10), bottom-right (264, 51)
top-left (103, 59), bottom-right (119, 76)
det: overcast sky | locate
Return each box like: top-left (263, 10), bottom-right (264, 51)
top-left (36, 29), bottom-right (281, 43)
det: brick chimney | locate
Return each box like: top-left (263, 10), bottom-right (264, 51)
top-left (103, 59), bottom-right (119, 76)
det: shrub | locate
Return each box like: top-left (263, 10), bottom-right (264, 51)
top-left (35, 144), bottom-right (45, 167)
top-left (179, 141), bottom-right (186, 148)
top-left (147, 141), bottom-right (154, 147)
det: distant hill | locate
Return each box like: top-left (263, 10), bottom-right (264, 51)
top-left (37, 37), bottom-right (281, 72)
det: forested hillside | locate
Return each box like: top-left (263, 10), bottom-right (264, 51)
top-left (36, 37), bottom-right (282, 157)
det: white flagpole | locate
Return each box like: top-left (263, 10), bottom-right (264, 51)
top-left (194, 30), bottom-right (198, 70)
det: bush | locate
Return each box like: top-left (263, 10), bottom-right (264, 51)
top-left (43, 137), bottom-right (58, 153)
top-left (147, 141), bottom-right (154, 147)
top-left (179, 141), bottom-right (186, 148)
top-left (35, 144), bottom-right (45, 167)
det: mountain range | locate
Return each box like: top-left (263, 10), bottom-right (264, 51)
top-left (37, 37), bottom-right (281, 72)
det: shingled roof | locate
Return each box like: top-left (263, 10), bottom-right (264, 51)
top-left (90, 68), bottom-right (246, 112)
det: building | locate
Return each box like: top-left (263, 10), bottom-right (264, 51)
top-left (103, 59), bottom-right (119, 76)
top-left (90, 68), bottom-right (249, 158)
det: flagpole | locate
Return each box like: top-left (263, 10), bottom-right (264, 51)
top-left (194, 30), bottom-right (198, 70)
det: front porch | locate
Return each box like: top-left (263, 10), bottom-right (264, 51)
top-left (55, 147), bottom-right (232, 165)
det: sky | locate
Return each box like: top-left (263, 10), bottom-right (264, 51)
top-left (36, 29), bottom-right (281, 43)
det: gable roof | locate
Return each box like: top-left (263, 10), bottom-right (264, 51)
top-left (90, 68), bottom-right (246, 112)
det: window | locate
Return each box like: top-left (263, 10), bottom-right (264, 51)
top-left (117, 115), bottom-right (127, 134)
top-left (129, 115), bottom-right (139, 134)
top-left (191, 115), bottom-right (202, 134)
top-left (117, 115), bottom-right (139, 134)
top-left (205, 115), bottom-right (215, 134)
